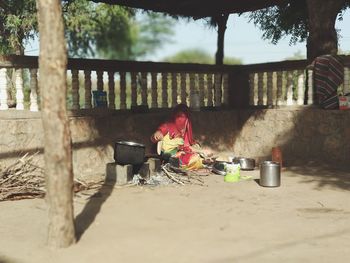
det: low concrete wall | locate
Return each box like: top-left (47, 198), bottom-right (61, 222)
top-left (1, 107), bottom-right (350, 177)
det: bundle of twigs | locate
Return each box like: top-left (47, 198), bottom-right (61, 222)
top-left (0, 153), bottom-right (102, 201)
top-left (161, 163), bottom-right (209, 186)
top-left (0, 152), bottom-right (45, 201)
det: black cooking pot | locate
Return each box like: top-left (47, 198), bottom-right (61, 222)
top-left (114, 141), bottom-right (145, 165)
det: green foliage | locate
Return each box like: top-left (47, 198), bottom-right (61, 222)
top-left (129, 12), bottom-right (175, 59)
top-left (248, 1), bottom-right (308, 45)
top-left (164, 49), bottom-right (213, 64)
top-left (1, 0), bottom-right (175, 60)
top-left (0, 0), bottom-right (37, 54)
top-left (284, 50), bottom-right (306, 60)
top-left (248, 1), bottom-right (350, 46)
top-left (94, 6), bottom-right (136, 59)
top-left (223, 57), bottom-right (243, 65)
top-left (163, 48), bottom-right (242, 65)
top-left (62, 1), bottom-right (175, 59)
top-left (96, 12), bottom-right (175, 60)
top-left (62, 1), bottom-right (136, 58)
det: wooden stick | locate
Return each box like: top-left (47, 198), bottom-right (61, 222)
top-left (162, 166), bottom-right (185, 185)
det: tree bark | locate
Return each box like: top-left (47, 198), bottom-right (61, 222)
top-left (215, 14), bottom-right (229, 65)
top-left (36, 0), bottom-right (76, 248)
top-left (306, 0), bottom-right (346, 61)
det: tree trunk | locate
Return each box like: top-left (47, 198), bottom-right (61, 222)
top-left (215, 14), bottom-right (229, 65)
top-left (306, 0), bottom-right (346, 61)
top-left (36, 0), bottom-right (76, 248)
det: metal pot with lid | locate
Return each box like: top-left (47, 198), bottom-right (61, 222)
top-left (260, 161), bottom-right (281, 187)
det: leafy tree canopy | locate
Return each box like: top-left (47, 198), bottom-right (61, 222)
top-left (0, 0), bottom-right (37, 54)
top-left (96, 12), bottom-right (175, 60)
top-left (1, 0), bottom-right (175, 60)
top-left (163, 48), bottom-right (242, 65)
top-left (248, 0), bottom-right (350, 46)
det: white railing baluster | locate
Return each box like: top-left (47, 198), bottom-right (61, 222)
top-left (249, 73), bottom-right (255, 105)
top-left (0, 68), bottom-right (8, 110)
top-left (344, 67), bottom-right (350, 95)
top-left (15, 68), bottom-right (24, 110)
top-left (171, 73), bottom-right (178, 106)
top-left (119, 72), bottom-right (126, 109)
top-left (257, 72), bottom-right (264, 105)
top-left (71, 70), bottom-right (80, 110)
top-left (286, 71), bottom-right (294, 105)
top-left (297, 70), bottom-right (305, 105)
top-left (198, 73), bottom-right (205, 107)
top-left (97, 71), bottom-right (104, 91)
top-left (189, 73), bottom-right (195, 108)
top-left (180, 73), bottom-right (186, 105)
top-left (207, 73), bottom-right (213, 107)
top-left (141, 72), bottom-right (148, 106)
top-left (131, 72), bottom-right (137, 107)
top-left (29, 68), bottom-right (39, 112)
top-left (223, 73), bottom-right (229, 106)
top-left (214, 73), bottom-right (222, 106)
top-left (162, 72), bottom-right (168, 108)
top-left (108, 71), bottom-right (115, 109)
top-left (307, 69), bottom-right (314, 105)
top-left (84, 70), bottom-right (92, 109)
top-left (151, 72), bottom-right (158, 108)
top-left (267, 72), bottom-right (273, 106)
top-left (276, 71), bottom-right (283, 106)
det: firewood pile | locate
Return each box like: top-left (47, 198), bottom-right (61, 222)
top-left (161, 163), bottom-right (210, 186)
top-left (0, 153), bottom-right (45, 201)
top-left (0, 153), bottom-right (102, 201)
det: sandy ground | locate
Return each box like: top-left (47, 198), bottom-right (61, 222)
top-left (0, 165), bottom-right (350, 263)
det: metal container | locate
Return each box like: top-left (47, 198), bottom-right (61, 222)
top-left (232, 157), bottom-right (255, 170)
top-left (260, 161), bottom-right (281, 187)
top-left (114, 141), bottom-right (146, 165)
top-left (212, 161), bottom-right (228, 175)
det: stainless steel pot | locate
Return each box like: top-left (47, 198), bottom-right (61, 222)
top-left (232, 157), bottom-right (255, 170)
top-left (114, 141), bottom-right (146, 165)
top-left (260, 161), bottom-right (281, 187)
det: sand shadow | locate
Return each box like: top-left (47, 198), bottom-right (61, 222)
top-left (0, 256), bottom-right (17, 263)
top-left (74, 167), bottom-right (116, 241)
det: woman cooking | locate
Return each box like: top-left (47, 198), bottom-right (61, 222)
top-left (151, 104), bottom-right (208, 170)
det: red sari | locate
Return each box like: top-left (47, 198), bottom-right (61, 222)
top-left (153, 105), bottom-right (203, 169)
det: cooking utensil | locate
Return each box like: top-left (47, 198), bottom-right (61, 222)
top-left (212, 161), bottom-right (228, 175)
top-left (232, 157), bottom-right (255, 170)
top-left (260, 161), bottom-right (281, 187)
top-left (114, 141), bottom-right (146, 165)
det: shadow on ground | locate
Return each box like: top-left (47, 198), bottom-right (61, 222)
top-left (0, 256), bottom-right (17, 263)
top-left (74, 172), bottom-right (116, 241)
top-left (286, 164), bottom-right (350, 191)
top-left (211, 227), bottom-right (350, 262)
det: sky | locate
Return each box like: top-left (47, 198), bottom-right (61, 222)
top-left (25, 9), bottom-right (350, 65)
top-left (147, 10), bottom-right (350, 64)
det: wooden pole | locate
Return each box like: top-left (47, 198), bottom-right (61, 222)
top-left (36, 0), bottom-right (76, 248)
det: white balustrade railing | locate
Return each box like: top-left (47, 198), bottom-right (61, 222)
top-left (248, 58), bottom-right (350, 107)
top-left (250, 69), bottom-right (308, 106)
top-left (1, 55), bottom-right (349, 111)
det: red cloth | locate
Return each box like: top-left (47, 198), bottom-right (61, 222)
top-left (157, 112), bottom-right (195, 146)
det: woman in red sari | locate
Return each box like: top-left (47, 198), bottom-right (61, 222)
top-left (151, 104), bottom-right (203, 170)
